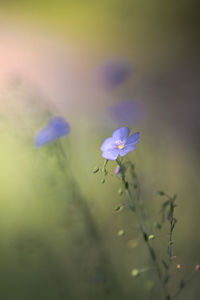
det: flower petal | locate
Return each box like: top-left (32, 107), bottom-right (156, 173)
top-left (49, 117), bottom-right (71, 137)
top-left (126, 132), bottom-right (140, 145)
top-left (102, 149), bottom-right (119, 160)
top-left (101, 137), bottom-right (115, 151)
top-left (109, 101), bottom-right (144, 126)
top-left (119, 144), bottom-right (136, 157)
top-left (34, 128), bottom-right (55, 147)
top-left (112, 127), bottom-right (130, 141)
top-left (101, 61), bottom-right (131, 89)
top-left (34, 117), bottom-right (70, 148)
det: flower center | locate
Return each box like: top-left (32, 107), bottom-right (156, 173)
top-left (118, 143), bottom-right (125, 150)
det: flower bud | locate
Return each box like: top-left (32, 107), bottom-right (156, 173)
top-left (117, 230), bottom-right (125, 236)
top-left (131, 269), bottom-right (140, 277)
top-left (101, 178), bottom-right (105, 184)
top-left (148, 234), bottom-right (155, 241)
top-left (115, 166), bottom-right (120, 175)
top-left (114, 205), bottom-right (124, 212)
top-left (93, 166), bottom-right (99, 173)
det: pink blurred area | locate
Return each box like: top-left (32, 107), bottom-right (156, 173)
top-left (0, 23), bottom-right (109, 117)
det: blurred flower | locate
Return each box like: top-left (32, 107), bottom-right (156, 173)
top-left (195, 264), bottom-right (200, 271)
top-left (34, 117), bottom-right (70, 147)
top-left (108, 100), bottom-right (145, 126)
top-left (101, 127), bottom-right (140, 160)
top-left (100, 59), bottom-right (131, 89)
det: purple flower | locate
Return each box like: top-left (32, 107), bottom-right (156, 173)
top-left (109, 100), bottom-right (145, 126)
top-left (101, 127), bottom-right (140, 160)
top-left (34, 117), bottom-right (70, 147)
top-left (100, 60), bottom-right (131, 89)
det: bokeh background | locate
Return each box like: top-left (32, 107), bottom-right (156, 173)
top-left (0, 1), bottom-right (200, 299)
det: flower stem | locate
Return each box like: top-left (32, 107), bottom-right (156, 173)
top-left (116, 158), bottom-right (169, 300)
top-left (167, 196), bottom-right (176, 266)
top-left (116, 158), bottom-right (135, 210)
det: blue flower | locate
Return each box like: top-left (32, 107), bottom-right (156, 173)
top-left (100, 60), bottom-right (131, 89)
top-left (101, 127), bottom-right (140, 160)
top-left (108, 100), bottom-right (145, 126)
top-left (34, 117), bottom-right (70, 147)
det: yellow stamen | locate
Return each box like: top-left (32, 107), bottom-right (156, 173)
top-left (118, 144), bottom-right (125, 150)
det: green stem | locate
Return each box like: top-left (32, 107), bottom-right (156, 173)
top-left (116, 158), bottom-right (169, 300)
top-left (116, 158), bottom-right (135, 210)
top-left (167, 197), bottom-right (176, 265)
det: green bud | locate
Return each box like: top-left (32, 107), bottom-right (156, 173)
top-left (114, 205), bottom-right (124, 212)
top-left (131, 269), bottom-right (140, 277)
top-left (93, 166), bottom-right (99, 173)
top-left (148, 234), bottom-right (155, 241)
top-left (101, 178), bottom-right (105, 184)
top-left (117, 230), bottom-right (125, 236)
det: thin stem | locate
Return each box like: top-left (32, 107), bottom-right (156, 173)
top-left (167, 197), bottom-right (176, 266)
top-left (116, 158), bottom-right (169, 300)
top-left (116, 158), bottom-right (135, 210)
top-left (139, 226), bottom-right (169, 299)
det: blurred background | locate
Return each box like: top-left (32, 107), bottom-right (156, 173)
top-left (0, 1), bottom-right (200, 299)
